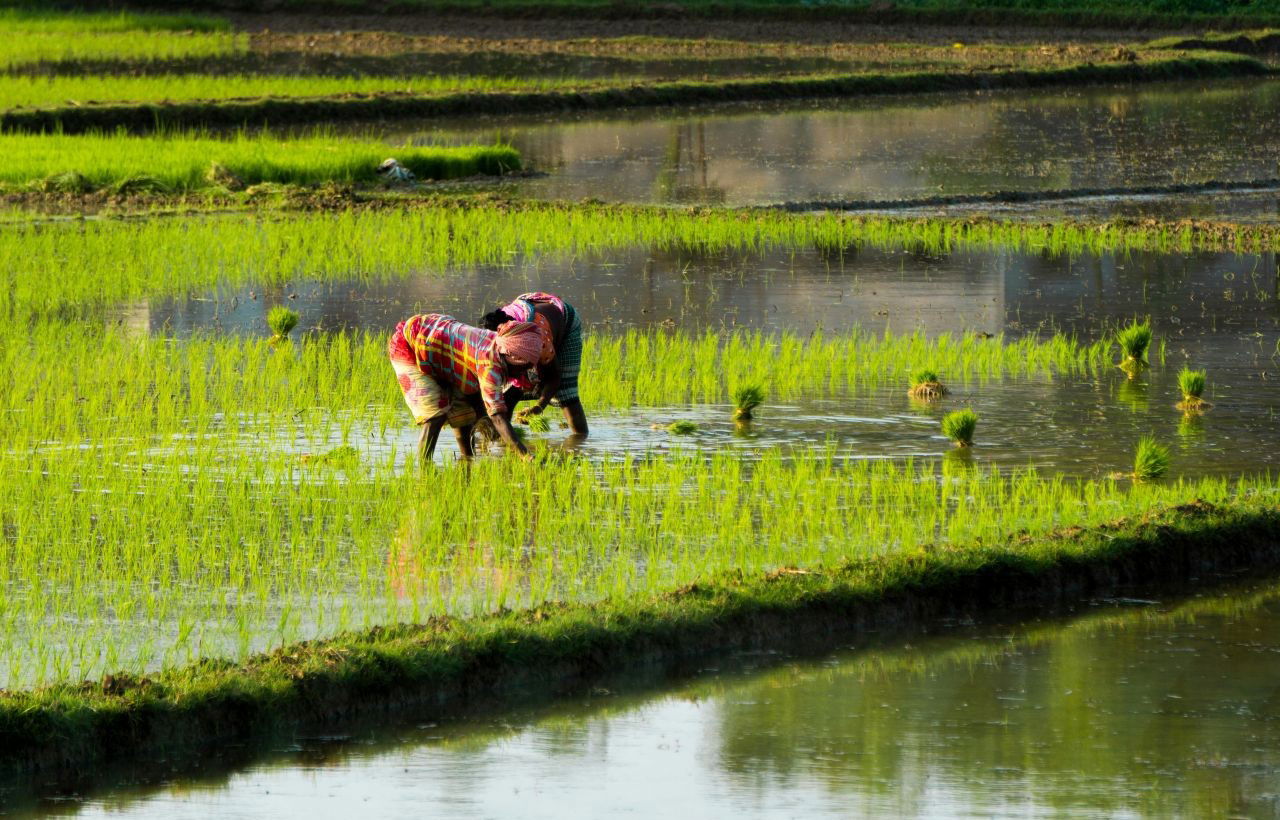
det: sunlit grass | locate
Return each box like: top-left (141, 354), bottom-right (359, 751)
top-left (0, 132), bottom-right (520, 193)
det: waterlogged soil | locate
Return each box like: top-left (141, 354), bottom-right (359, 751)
top-left (122, 241), bottom-right (1280, 478)
top-left (372, 78), bottom-right (1280, 210)
top-left (40, 576), bottom-right (1280, 818)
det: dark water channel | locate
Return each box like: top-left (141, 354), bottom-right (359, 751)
top-left (378, 78), bottom-right (1280, 216)
top-left (122, 240), bottom-right (1280, 477)
top-left (40, 576), bottom-right (1280, 818)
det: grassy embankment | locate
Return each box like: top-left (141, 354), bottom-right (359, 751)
top-left (0, 132), bottom-right (520, 194)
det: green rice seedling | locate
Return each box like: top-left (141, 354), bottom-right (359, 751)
top-left (1176, 367), bottom-right (1211, 411)
top-left (1115, 319), bottom-right (1153, 377)
top-left (731, 383), bottom-right (765, 421)
top-left (1132, 436), bottom-right (1171, 481)
top-left (908, 367), bottom-right (947, 399)
top-left (266, 307), bottom-right (299, 341)
top-left (941, 408), bottom-right (978, 447)
top-left (522, 412), bottom-right (552, 433)
top-left (666, 420), bottom-right (699, 434)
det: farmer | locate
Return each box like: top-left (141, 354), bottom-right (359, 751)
top-left (480, 292), bottom-right (588, 436)
top-left (388, 313), bottom-right (549, 463)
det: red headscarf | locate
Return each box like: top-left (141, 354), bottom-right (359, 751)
top-left (494, 320), bottom-right (551, 365)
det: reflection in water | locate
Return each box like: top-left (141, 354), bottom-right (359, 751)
top-left (393, 78), bottom-right (1280, 207)
top-left (54, 578), bottom-right (1280, 818)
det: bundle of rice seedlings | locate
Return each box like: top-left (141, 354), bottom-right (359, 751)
top-left (908, 368), bottom-right (947, 399)
top-left (666, 420), bottom-right (698, 435)
top-left (941, 408), bottom-right (977, 447)
top-left (1175, 367), bottom-right (1211, 411)
top-left (732, 384), bottom-right (765, 421)
top-left (1131, 436), bottom-right (1170, 481)
top-left (1116, 319), bottom-right (1152, 376)
top-left (267, 306), bottom-right (299, 341)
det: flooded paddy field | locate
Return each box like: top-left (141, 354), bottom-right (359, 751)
top-left (130, 240), bottom-right (1280, 477)
top-left (35, 574), bottom-right (1280, 818)
top-left (380, 79), bottom-right (1280, 210)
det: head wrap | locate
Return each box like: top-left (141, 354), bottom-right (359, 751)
top-left (494, 321), bottom-right (550, 365)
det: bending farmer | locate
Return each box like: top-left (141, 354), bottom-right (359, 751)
top-left (480, 291), bottom-right (588, 436)
top-left (388, 313), bottom-right (549, 462)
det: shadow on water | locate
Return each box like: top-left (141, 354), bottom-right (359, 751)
top-left (18, 570), bottom-right (1280, 817)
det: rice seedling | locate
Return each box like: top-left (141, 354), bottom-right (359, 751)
top-left (732, 383), bottom-right (765, 421)
top-left (0, 132), bottom-right (520, 193)
top-left (1115, 319), bottom-right (1153, 377)
top-left (1131, 436), bottom-right (1171, 481)
top-left (908, 367), bottom-right (947, 399)
top-left (941, 408), bottom-right (978, 447)
top-left (665, 420), bottom-right (699, 434)
top-left (1176, 367), bottom-right (1211, 411)
top-left (266, 306), bottom-right (299, 341)
top-left (521, 412), bottom-right (552, 433)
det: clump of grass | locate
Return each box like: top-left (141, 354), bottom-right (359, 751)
top-left (941, 408), bottom-right (977, 447)
top-left (1116, 319), bottom-right (1153, 376)
top-left (1176, 367), bottom-right (1211, 411)
top-left (732, 384), bottom-right (765, 421)
top-left (1132, 436), bottom-right (1170, 481)
top-left (666, 420), bottom-right (698, 435)
top-left (266, 306), bottom-right (299, 341)
top-left (908, 367), bottom-right (947, 399)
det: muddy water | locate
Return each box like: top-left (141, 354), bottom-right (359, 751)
top-left (383, 78), bottom-right (1280, 211)
top-left (42, 576), bottom-right (1280, 818)
top-left (119, 241), bottom-right (1280, 477)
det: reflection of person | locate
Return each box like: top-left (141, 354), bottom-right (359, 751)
top-left (388, 313), bottom-right (548, 462)
top-left (480, 292), bottom-right (588, 436)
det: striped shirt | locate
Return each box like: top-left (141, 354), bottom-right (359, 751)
top-left (401, 314), bottom-right (509, 416)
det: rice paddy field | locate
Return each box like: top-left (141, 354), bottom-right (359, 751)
top-left (6, 5), bottom-right (1280, 813)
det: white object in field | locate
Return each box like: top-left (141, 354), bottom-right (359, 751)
top-left (377, 158), bottom-right (416, 183)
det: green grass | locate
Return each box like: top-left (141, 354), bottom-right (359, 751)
top-left (941, 408), bottom-right (978, 447)
top-left (0, 9), bottom-right (240, 70)
top-left (0, 74), bottom-right (615, 112)
top-left (0, 132), bottom-right (520, 194)
top-left (0, 493), bottom-right (1276, 773)
top-left (1133, 436), bottom-right (1171, 482)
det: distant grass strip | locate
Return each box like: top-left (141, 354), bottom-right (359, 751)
top-left (0, 73), bottom-right (610, 111)
top-left (0, 8), bottom-right (240, 70)
top-left (0, 132), bottom-right (520, 194)
top-left (0, 494), bottom-right (1275, 776)
top-left (7, 200), bottom-right (1280, 319)
top-left (0, 53), bottom-right (1263, 134)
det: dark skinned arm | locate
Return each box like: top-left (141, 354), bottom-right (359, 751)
top-left (489, 412), bottom-right (533, 460)
top-left (519, 360), bottom-right (561, 420)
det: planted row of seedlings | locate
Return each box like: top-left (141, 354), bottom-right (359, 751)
top-left (10, 202), bottom-right (1280, 321)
